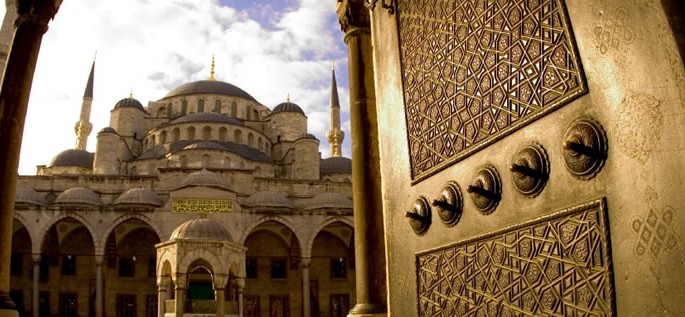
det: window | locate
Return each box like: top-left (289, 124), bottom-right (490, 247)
top-left (10, 252), bottom-right (22, 276)
top-left (198, 99), bottom-right (205, 112)
top-left (330, 294), bottom-right (349, 317)
top-left (150, 134), bottom-right (156, 146)
top-left (59, 293), bottom-right (78, 317)
top-left (148, 258), bottom-right (156, 278)
top-left (271, 259), bottom-right (287, 279)
top-left (187, 127), bottom-right (195, 140)
top-left (39, 291), bottom-right (49, 317)
top-left (181, 100), bottom-right (188, 115)
top-left (331, 258), bottom-right (346, 279)
top-left (246, 258), bottom-right (258, 279)
top-left (248, 133), bottom-right (254, 147)
top-left (172, 128), bottom-right (180, 142)
top-left (258, 138), bottom-right (263, 152)
top-left (203, 126), bottom-right (211, 140)
top-left (157, 107), bottom-right (165, 118)
top-left (214, 100), bottom-right (221, 113)
top-left (246, 106), bottom-right (252, 120)
top-left (145, 295), bottom-right (158, 317)
top-left (116, 294), bottom-right (136, 317)
top-left (231, 102), bottom-right (237, 117)
top-left (61, 255), bottom-right (76, 276)
top-left (234, 130), bottom-right (242, 144)
top-left (219, 127), bottom-right (227, 142)
top-left (245, 295), bottom-right (260, 317)
top-left (223, 157), bottom-right (232, 168)
top-left (119, 257), bottom-right (135, 278)
top-left (160, 131), bottom-right (167, 144)
top-left (9, 290), bottom-right (23, 315)
top-left (39, 254), bottom-right (49, 282)
top-left (202, 154), bottom-right (210, 167)
top-left (180, 156), bottom-right (188, 168)
top-left (269, 295), bottom-right (289, 317)
top-left (166, 104), bottom-right (172, 117)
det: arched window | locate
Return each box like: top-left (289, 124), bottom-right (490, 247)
top-left (151, 134), bottom-right (156, 146)
top-left (187, 127), bottom-right (195, 141)
top-left (172, 128), bottom-right (180, 142)
top-left (160, 131), bottom-right (167, 144)
top-left (130, 166), bottom-right (137, 175)
top-left (181, 100), bottom-right (188, 115)
top-left (158, 107), bottom-right (166, 118)
top-left (180, 156), bottom-right (188, 168)
top-left (202, 154), bottom-right (210, 167)
top-left (203, 126), bottom-right (211, 140)
top-left (246, 106), bottom-right (252, 120)
top-left (248, 133), bottom-right (254, 147)
top-left (231, 102), bottom-right (237, 117)
top-left (214, 100), bottom-right (221, 113)
top-left (148, 163), bottom-right (156, 175)
top-left (253, 109), bottom-right (259, 120)
top-left (144, 139), bottom-right (148, 150)
top-left (198, 99), bottom-right (205, 112)
top-left (219, 127), bottom-right (227, 142)
top-left (234, 129), bottom-right (242, 144)
top-left (254, 166), bottom-right (262, 176)
top-left (223, 156), bottom-right (232, 168)
top-left (258, 138), bottom-right (263, 151)
top-left (167, 103), bottom-right (172, 117)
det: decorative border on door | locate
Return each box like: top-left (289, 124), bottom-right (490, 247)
top-left (416, 198), bottom-right (615, 316)
top-left (397, 0), bottom-right (588, 183)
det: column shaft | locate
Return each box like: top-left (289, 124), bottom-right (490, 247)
top-left (174, 288), bottom-right (185, 317)
top-left (157, 288), bottom-right (167, 317)
top-left (31, 255), bottom-right (39, 317)
top-left (215, 288), bottom-right (225, 317)
top-left (302, 259), bottom-right (311, 317)
top-left (95, 256), bottom-right (103, 317)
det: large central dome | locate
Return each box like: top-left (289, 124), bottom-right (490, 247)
top-left (163, 80), bottom-right (257, 102)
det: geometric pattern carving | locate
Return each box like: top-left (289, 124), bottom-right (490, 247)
top-left (398, 0), bottom-right (587, 182)
top-left (417, 198), bottom-right (614, 316)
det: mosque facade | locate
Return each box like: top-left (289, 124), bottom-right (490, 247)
top-left (9, 60), bottom-right (354, 317)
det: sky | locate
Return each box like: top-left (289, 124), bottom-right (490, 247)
top-left (4, 0), bottom-right (351, 175)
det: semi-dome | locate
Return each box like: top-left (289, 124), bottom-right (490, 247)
top-left (15, 187), bottom-right (45, 206)
top-left (243, 191), bottom-right (293, 209)
top-left (55, 187), bottom-right (104, 206)
top-left (163, 80), bottom-right (257, 102)
top-left (179, 168), bottom-right (231, 190)
top-left (98, 127), bottom-right (119, 134)
top-left (183, 141), bottom-right (228, 151)
top-left (304, 192), bottom-right (352, 210)
top-left (49, 149), bottom-right (94, 168)
top-left (138, 140), bottom-right (273, 163)
top-left (171, 112), bottom-right (244, 125)
top-left (320, 157), bottom-right (351, 174)
top-left (170, 217), bottom-right (230, 241)
top-left (114, 188), bottom-right (164, 207)
top-left (114, 97), bottom-right (145, 111)
top-left (272, 100), bottom-right (305, 115)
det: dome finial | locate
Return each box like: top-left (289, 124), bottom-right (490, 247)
top-left (209, 55), bottom-right (216, 81)
top-left (129, 89), bottom-right (133, 99)
top-left (286, 92), bottom-right (290, 102)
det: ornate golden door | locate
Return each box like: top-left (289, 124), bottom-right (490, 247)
top-left (368, 0), bottom-right (685, 315)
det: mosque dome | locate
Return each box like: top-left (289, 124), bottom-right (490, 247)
top-left (114, 188), bottom-right (164, 207)
top-left (114, 97), bottom-right (145, 111)
top-left (243, 191), bottom-right (293, 209)
top-left (179, 168), bottom-right (231, 190)
top-left (54, 187), bottom-right (104, 206)
top-left (163, 80), bottom-right (258, 102)
top-left (49, 149), bottom-right (94, 168)
top-left (170, 217), bottom-right (230, 241)
top-left (14, 187), bottom-right (45, 206)
top-left (304, 192), bottom-right (352, 210)
top-left (272, 100), bottom-right (305, 115)
top-left (171, 112), bottom-right (244, 125)
top-left (98, 127), bottom-right (119, 135)
top-left (320, 157), bottom-right (351, 174)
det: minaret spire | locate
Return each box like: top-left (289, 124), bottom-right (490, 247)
top-left (326, 65), bottom-right (344, 157)
top-left (74, 58), bottom-right (95, 151)
top-left (209, 55), bottom-right (216, 81)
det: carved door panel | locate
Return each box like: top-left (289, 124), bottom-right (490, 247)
top-left (368, 0), bottom-right (685, 316)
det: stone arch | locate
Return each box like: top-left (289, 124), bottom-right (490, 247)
top-left (304, 217), bottom-right (354, 258)
top-left (157, 250), bottom-right (175, 279)
top-left (238, 216), bottom-right (304, 252)
top-left (177, 250), bottom-right (224, 276)
top-left (12, 214), bottom-right (35, 254)
top-left (98, 213), bottom-right (164, 255)
top-left (35, 212), bottom-right (95, 254)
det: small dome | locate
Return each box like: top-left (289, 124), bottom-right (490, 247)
top-left (320, 157), bottom-right (351, 174)
top-left (180, 168), bottom-right (231, 190)
top-left (304, 192), bottom-right (352, 210)
top-left (272, 100), bottom-right (305, 115)
top-left (98, 127), bottom-right (118, 135)
top-left (15, 187), bottom-right (45, 206)
top-left (163, 80), bottom-right (258, 102)
top-left (171, 112), bottom-right (244, 125)
top-left (49, 149), bottom-right (94, 168)
top-left (55, 187), bottom-right (104, 206)
top-left (114, 97), bottom-right (145, 111)
top-left (170, 217), bottom-right (230, 241)
top-left (114, 188), bottom-right (164, 207)
top-left (244, 191), bottom-right (293, 209)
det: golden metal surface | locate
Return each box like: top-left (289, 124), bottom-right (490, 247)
top-left (171, 199), bottom-right (233, 213)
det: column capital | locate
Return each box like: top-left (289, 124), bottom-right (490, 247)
top-left (301, 257), bottom-right (311, 268)
top-left (31, 253), bottom-right (41, 263)
top-left (12, 0), bottom-right (62, 31)
top-left (94, 254), bottom-right (104, 265)
top-left (336, 0), bottom-right (370, 32)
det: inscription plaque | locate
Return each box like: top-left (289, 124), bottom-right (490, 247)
top-left (417, 198), bottom-right (614, 316)
top-left (172, 199), bottom-right (233, 213)
top-left (398, 0), bottom-right (587, 182)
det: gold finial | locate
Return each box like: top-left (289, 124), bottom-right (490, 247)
top-left (129, 89), bottom-right (133, 99)
top-left (286, 93), bottom-right (290, 102)
top-left (209, 55), bottom-right (216, 81)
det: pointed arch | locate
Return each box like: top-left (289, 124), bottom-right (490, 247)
top-left (34, 212), bottom-right (96, 254)
top-left (304, 217), bottom-right (354, 258)
top-left (12, 212), bottom-right (35, 251)
top-left (238, 216), bottom-right (304, 252)
top-left (98, 213), bottom-right (164, 255)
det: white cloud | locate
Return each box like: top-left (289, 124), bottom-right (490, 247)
top-left (10, 0), bottom-right (352, 174)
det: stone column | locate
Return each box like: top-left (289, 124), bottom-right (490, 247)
top-left (215, 288), bottom-right (225, 317)
top-left (174, 287), bottom-right (185, 317)
top-left (95, 255), bottom-right (103, 317)
top-left (301, 257), bottom-right (311, 317)
top-left (235, 278), bottom-right (244, 317)
top-left (157, 284), bottom-right (168, 317)
top-left (0, 2), bottom-right (61, 316)
top-left (335, 1), bottom-right (387, 316)
top-left (31, 254), bottom-right (39, 317)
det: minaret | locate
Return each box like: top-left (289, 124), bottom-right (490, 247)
top-left (326, 66), bottom-right (344, 157)
top-left (74, 60), bottom-right (95, 150)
